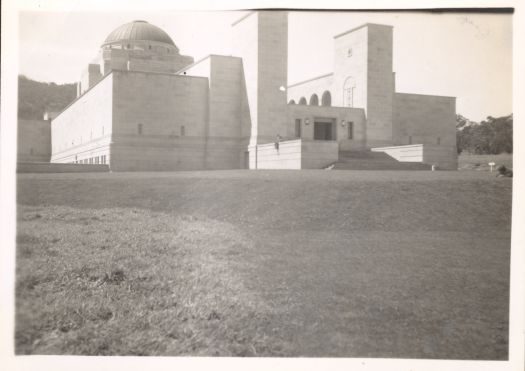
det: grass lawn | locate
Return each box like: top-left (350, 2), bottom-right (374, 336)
top-left (15, 170), bottom-right (512, 359)
top-left (458, 152), bottom-right (513, 171)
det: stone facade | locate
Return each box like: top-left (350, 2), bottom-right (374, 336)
top-left (45, 12), bottom-right (457, 171)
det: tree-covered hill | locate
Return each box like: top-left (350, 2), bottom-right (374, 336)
top-left (456, 114), bottom-right (513, 155)
top-left (18, 75), bottom-right (77, 120)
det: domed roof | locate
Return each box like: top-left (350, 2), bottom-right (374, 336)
top-left (103, 20), bottom-right (175, 46)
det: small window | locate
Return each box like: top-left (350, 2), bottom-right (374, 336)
top-left (295, 119), bottom-right (302, 138)
top-left (138, 123), bottom-right (143, 135)
top-left (437, 137), bottom-right (441, 145)
top-left (127, 44), bottom-right (131, 49)
top-left (181, 125), bottom-right (185, 136)
top-left (149, 45), bottom-right (152, 50)
top-left (408, 135), bottom-right (412, 145)
top-left (30, 148), bottom-right (34, 155)
top-left (347, 122), bottom-right (354, 140)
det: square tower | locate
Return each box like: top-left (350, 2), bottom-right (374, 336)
top-left (232, 11), bottom-right (289, 155)
top-left (333, 23), bottom-right (394, 148)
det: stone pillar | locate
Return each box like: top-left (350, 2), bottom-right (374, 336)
top-left (232, 11), bottom-right (289, 168)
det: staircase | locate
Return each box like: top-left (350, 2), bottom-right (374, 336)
top-left (331, 150), bottom-right (431, 170)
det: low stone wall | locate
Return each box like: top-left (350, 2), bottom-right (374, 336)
top-left (372, 144), bottom-right (458, 170)
top-left (17, 162), bottom-right (109, 173)
top-left (372, 144), bottom-right (424, 163)
top-left (254, 140), bottom-right (302, 169)
top-left (252, 139), bottom-right (339, 169)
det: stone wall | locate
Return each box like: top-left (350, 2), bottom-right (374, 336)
top-left (371, 144), bottom-right (424, 162)
top-left (51, 74), bottom-right (113, 164)
top-left (181, 55), bottom-right (246, 169)
top-left (109, 70), bottom-right (209, 171)
top-left (393, 92), bottom-right (457, 169)
top-left (251, 139), bottom-right (339, 169)
top-left (253, 140), bottom-right (302, 169)
top-left (17, 119), bottom-right (51, 162)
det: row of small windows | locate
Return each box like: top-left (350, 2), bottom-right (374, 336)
top-left (289, 91), bottom-right (332, 107)
top-left (72, 155), bottom-right (107, 165)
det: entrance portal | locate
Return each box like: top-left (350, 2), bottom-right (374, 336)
top-left (314, 120), bottom-right (335, 140)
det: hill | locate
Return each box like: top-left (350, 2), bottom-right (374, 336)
top-left (18, 75), bottom-right (77, 120)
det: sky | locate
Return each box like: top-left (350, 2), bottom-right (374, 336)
top-left (18, 10), bottom-right (512, 122)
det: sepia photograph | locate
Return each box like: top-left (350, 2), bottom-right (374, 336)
top-left (0, 1), bottom-right (522, 370)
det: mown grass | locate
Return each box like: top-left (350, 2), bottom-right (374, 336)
top-left (16, 170), bottom-right (512, 359)
top-left (16, 206), bottom-right (284, 356)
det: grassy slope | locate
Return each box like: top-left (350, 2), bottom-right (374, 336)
top-left (16, 170), bottom-right (512, 359)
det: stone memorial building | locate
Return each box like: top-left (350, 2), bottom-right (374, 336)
top-left (49, 11), bottom-right (457, 171)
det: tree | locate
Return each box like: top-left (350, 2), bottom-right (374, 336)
top-left (456, 114), bottom-right (512, 155)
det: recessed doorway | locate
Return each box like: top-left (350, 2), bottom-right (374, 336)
top-left (314, 119), bottom-right (335, 140)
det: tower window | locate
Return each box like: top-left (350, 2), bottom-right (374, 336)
top-left (409, 135), bottom-right (412, 144)
top-left (138, 123), bottom-right (143, 135)
top-left (149, 45), bottom-right (152, 50)
top-left (347, 122), bottom-right (354, 139)
top-left (437, 137), bottom-right (441, 145)
top-left (180, 125), bottom-right (185, 136)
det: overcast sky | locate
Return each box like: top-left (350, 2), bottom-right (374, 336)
top-left (18, 10), bottom-right (512, 122)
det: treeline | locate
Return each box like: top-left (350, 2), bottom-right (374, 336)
top-left (18, 75), bottom-right (77, 120)
top-left (456, 114), bottom-right (513, 155)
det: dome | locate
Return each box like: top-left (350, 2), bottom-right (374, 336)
top-left (103, 20), bottom-right (175, 46)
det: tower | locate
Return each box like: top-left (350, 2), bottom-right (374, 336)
top-left (232, 11), bottom-right (289, 167)
top-left (333, 23), bottom-right (394, 148)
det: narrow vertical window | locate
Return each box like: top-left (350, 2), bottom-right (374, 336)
top-left (181, 125), bottom-right (185, 136)
top-left (138, 123), bottom-right (143, 135)
top-left (437, 137), bottom-right (441, 145)
top-left (408, 135), bottom-right (412, 145)
top-left (347, 122), bottom-right (354, 140)
top-left (295, 119), bottom-right (302, 138)
top-left (30, 148), bottom-right (34, 155)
